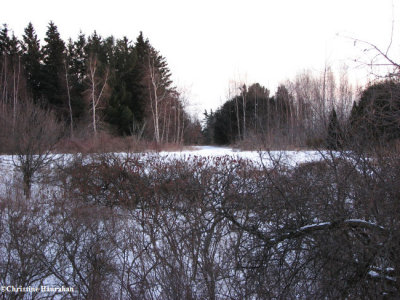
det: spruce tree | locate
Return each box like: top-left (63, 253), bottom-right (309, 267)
top-left (130, 32), bottom-right (151, 125)
top-left (85, 31), bottom-right (103, 59)
top-left (326, 108), bottom-right (342, 150)
top-left (0, 25), bottom-right (10, 106)
top-left (106, 37), bottom-right (138, 134)
top-left (0, 24), bottom-right (11, 55)
top-left (202, 109), bottom-right (215, 144)
top-left (350, 81), bottom-right (400, 143)
top-left (2, 30), bottom-right (22, 106)
top-left (66, 33), bottom-right (87, 122)
top-left (21, 22), bottom-right (42, 103)
top-left (41, 21), bottom-right (66, 113)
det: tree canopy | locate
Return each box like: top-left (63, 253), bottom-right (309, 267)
top-left (0, 22), bottom-right (198, 143)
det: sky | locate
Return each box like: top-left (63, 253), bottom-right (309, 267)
top-left (1, 0), bottom-right (399, 118)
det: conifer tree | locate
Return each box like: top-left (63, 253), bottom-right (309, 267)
top-left (84, 33), bottom-right (110, 137)
top-left (41, 21), bottom-right (66, 113)
top-left (0, 24), bottom-right (11, 55)
top-left (130, 32), bottom-right (151, 125)
top-left (349, 81), bottom-right (400, 144)
top-left (106, 37), bottom-right (138, 134)
top-left (0, 24), bottom-right (11, 105)
top-left (202, 109), bottom-right (216, 144)
top-left (65, 33), bottom-right (87, 124)
top-left (71, 32), bottom-right (87, 82)
top-left (0, 27), bottom-right (22, 123)
top-left (21, 22), bottom-right (42, 103)
top-left (326, 108), bottom-right (342, 150)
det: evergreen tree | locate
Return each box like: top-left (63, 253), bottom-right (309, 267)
top-left (106, 37), bottom-right (138, 134)
top-left (130, 32), bottom-right (151, 124)
top-left (85, 31), bottom-right (104, 61)
top-left (0, 24), bottom-right (11, 55)
top-left (66, 33), bottom-right (87, 122)
top-left (0, 24), bottom-right (11, 105)
top-left (202, 109), bottom-right (215, 144)
top-left (275, 85), bottom-right (291, 126)
top-left (349, 80), bottom-right (400, 144)
top-left (1, 24), bottom-right (198, 142)
top-left (213, 100), bottom-right (237, 145)
top-left (0, 27), bottom-right (22, 106)
top-left (326, 108), bottom-right (342, 150)
top-left (41, 21), bottom-right (66, 113)
top-left (21, 22), bottom-right (42, 102)
top-left (210, 83), bottom-right (273, 144)
top-left (70, 32), bottom-right (87, 84)
top-left (130, 32), bottom-right (175, 140)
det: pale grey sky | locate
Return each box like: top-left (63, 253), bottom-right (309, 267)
top-left (1, 0), bottom-right (399, 118)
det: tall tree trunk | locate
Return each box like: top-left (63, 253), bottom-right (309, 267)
top-left (64, 61), bottom-right (74, 138)
top-left (166, 103), bottom-right (171, 143)
top-left (12, 56), bottom-right (20, 129)
top-left (242, 87), bottom-right (246, 140)
top-left (149, 58), bottom-right (160, 143)
top-left (2, 56), bottom-right (8, 106)
top-left (176, 104), bottom-right (180, 144)
top-left (235, 97), bottom-right (241, 141)
top-left (92, 71), bottom-right (97, 137)
top-left (87, 56), bottom-right (108, 138)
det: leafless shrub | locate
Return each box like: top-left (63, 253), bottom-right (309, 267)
top-left (0, 100), bottom-right (63, 198)
top-left (1, 144), bottom-right (399, 298)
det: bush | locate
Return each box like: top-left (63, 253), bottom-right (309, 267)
top-left (1, 148), bottom-right (400, 298)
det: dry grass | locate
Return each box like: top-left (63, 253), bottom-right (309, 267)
top-left (55, 131), bottom-right (190, 154)
top-left (233, 135), bottom-right (310, 152)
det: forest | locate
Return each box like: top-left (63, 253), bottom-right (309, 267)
top-left (1, 21), bottom-right (400, 299)
top-left (1, 22), bottom-right (399, 151)
top-left (0, 22), bottom-right (202, 151)
top-left (204, 72), bottom-right (400, 150)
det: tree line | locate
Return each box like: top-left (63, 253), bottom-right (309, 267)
top-left (0, 22), bottom-right (201, 147)
top-left (2, 22), bottom-right (398, 151)
top-left (203, 68), bottom-right (400, 149)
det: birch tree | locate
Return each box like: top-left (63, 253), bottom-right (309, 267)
top-left (145, 48), bottom-right (172, 143)
top-left (64, 59), bottom-right (73, 137)
top-left (86, 54), bottom-right (109, 137)
top-left (240, 84), bottom-right (247, 140)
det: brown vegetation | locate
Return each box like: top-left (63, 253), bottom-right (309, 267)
top-left (1, 147), bottom-right (399, 298)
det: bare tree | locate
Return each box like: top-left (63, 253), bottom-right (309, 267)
top-left (85, 54), bottom-right (109, 138)
top-left (227, 80), bottom-right (241, 141)
top-left (4, 100), bottom-right (63, 198)
top-left (240, 84), bottom-right (247, 140)
top-left (64, 59), bottom-right (74, 138)
top-left (146, 55), bottom-right (169, 144)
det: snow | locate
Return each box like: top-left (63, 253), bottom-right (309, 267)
top-left (299, 222), bottom-right (331, 231)
top-left (0, 146), bottom-right (327, 169)
top-left (0, 146), bottom-right (335, 198)
top-left (0, 146), bottom-right (391, 298)
top-left (297, 219), bottom-right (385, 234)
top-left (368, 270), bottom-right (396, 282)
top-left (157, 146), bottom-right (325, 167)
top-left (344, 219), bottom-right (385, 230)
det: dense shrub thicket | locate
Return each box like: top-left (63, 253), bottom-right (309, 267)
top-left (1, 149), bottom-right (399, 299)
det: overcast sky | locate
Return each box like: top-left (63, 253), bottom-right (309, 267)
top-left (1, 0), bottom-right (399, 118)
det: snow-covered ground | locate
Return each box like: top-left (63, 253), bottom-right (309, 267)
top-left (0, 146), bottom-right (327, 194)
top-left (0, 146), bottom-right (390, 299)
top-left (158, 145), bottom-right (325, 166)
